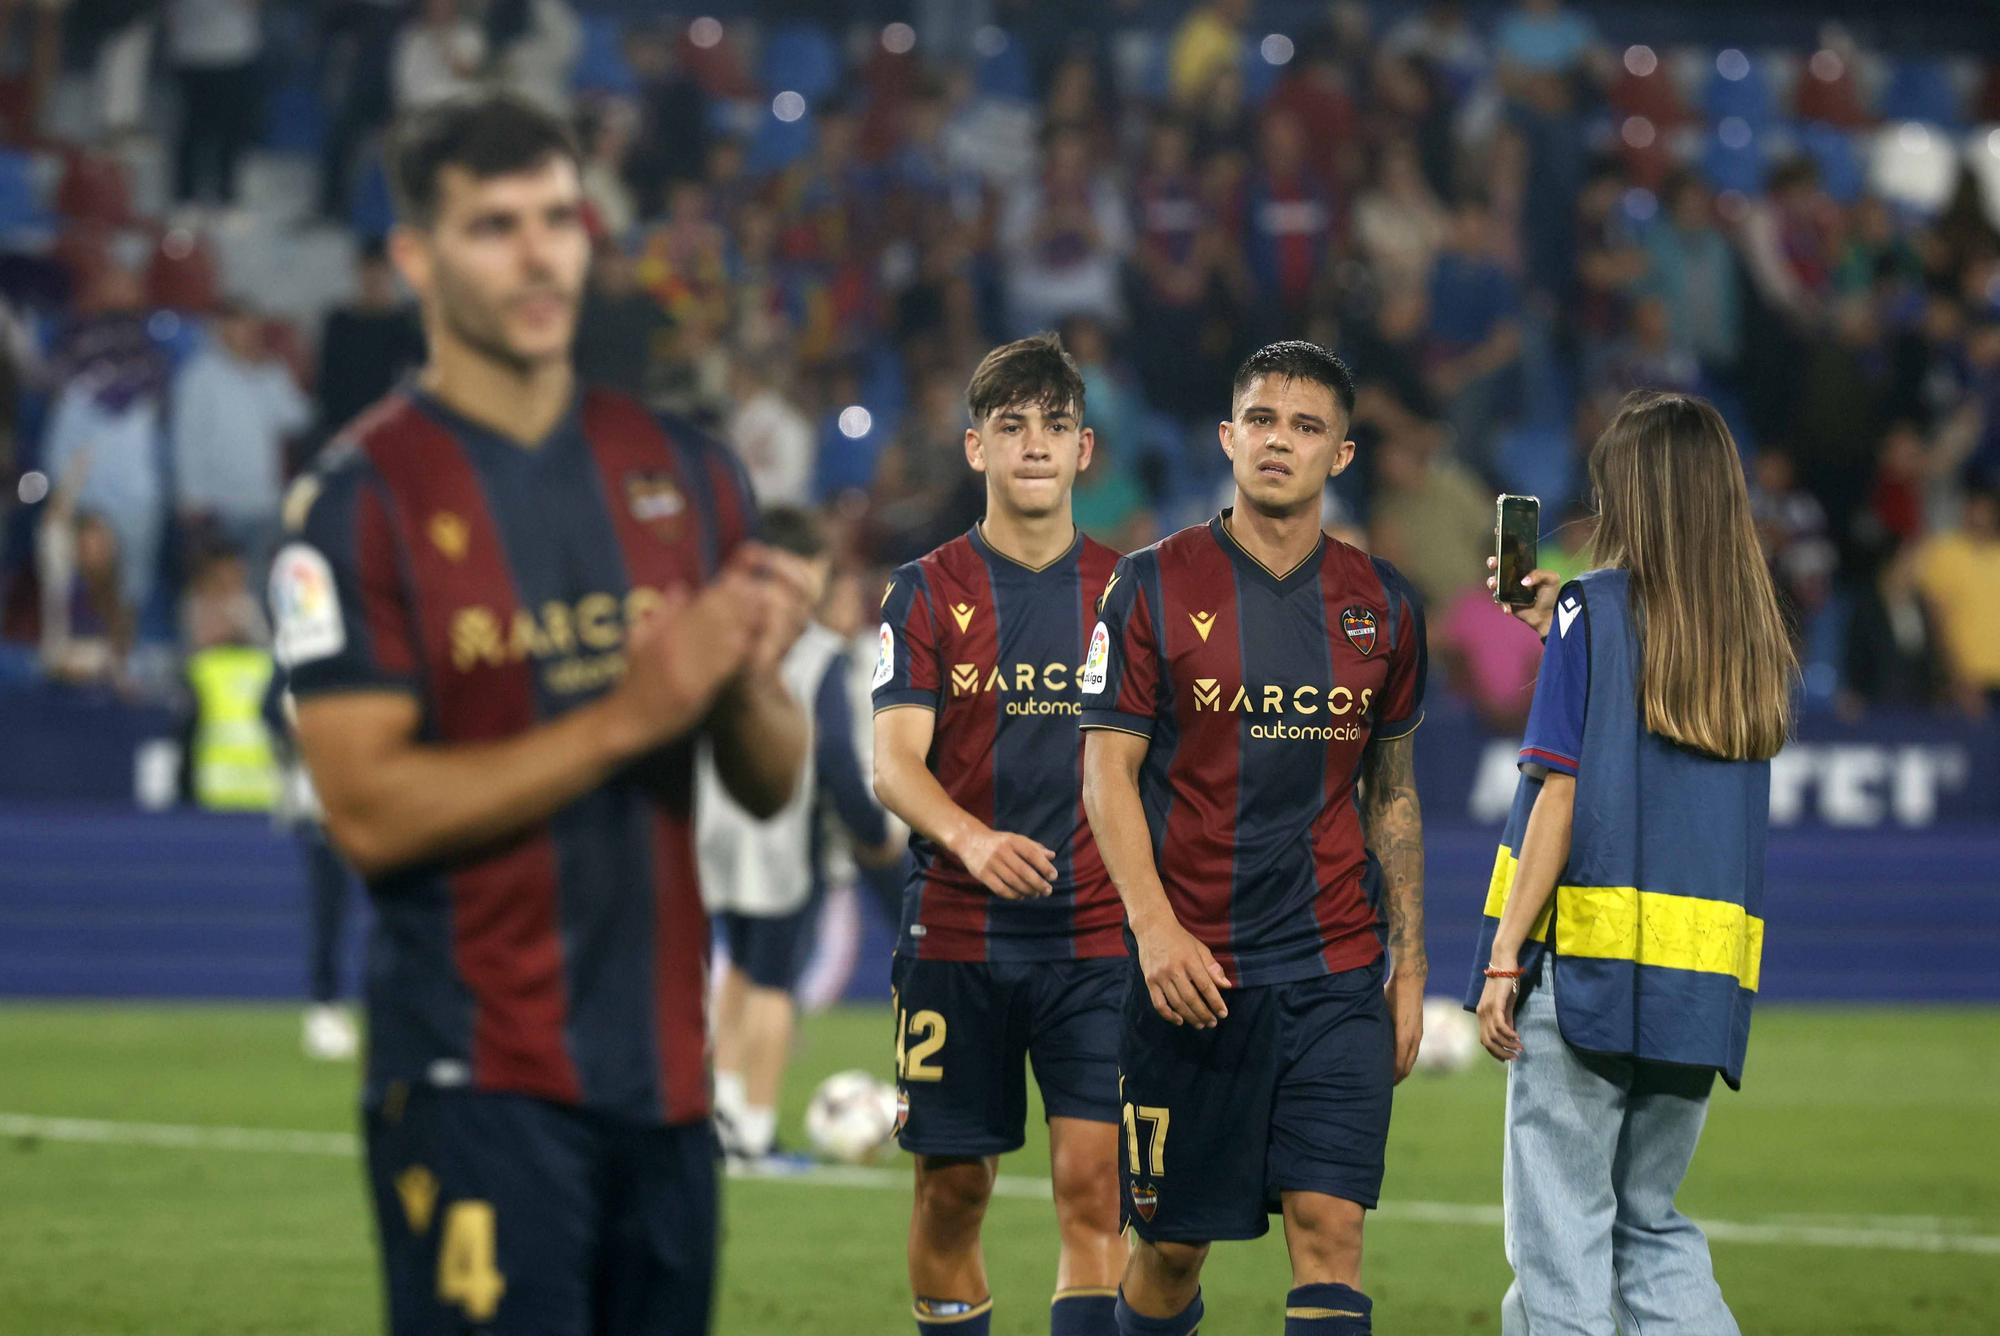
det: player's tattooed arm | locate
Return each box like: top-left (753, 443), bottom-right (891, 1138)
top-left (1363, 730), bottom-right (1426, 1081)
top-left (1361, 731), bottom-right (1426, 984)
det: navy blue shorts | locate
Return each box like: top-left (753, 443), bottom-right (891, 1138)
top-left (716, 899), bottom-right (817, 993)
top-left (890, 954), bottom-right (1124, 1157)
top-left (1118, 961), bottom-right (1394, 1243)
top-left (364, 1086), bottom-right (718, 1335)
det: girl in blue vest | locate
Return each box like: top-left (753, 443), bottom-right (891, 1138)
top-left (1467, 391), bottom-right (1796, 1334)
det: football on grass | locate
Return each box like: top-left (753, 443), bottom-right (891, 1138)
top-left (804, 1070), bottom-right (900, 1164)
top-left (1415, 996), bottom-right (1482, 1074)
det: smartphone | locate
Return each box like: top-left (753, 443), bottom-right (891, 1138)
top-left (1495, 494), bottom-right (1541, 607)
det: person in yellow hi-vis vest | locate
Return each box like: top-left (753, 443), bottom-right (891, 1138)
top-left (186, 640), bottom-right (281, 811)
top-left (1468, 392), bottom-right (1797, 1336)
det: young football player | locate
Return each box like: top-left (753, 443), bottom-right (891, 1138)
top-left (874, 334), bottom-right (1127, 1336)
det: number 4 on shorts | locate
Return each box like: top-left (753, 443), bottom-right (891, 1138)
top-left (437, 1200), bottom-right (506, 1321)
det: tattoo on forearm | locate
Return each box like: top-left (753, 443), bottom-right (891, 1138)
top-left (1362, 734), bottom-right (1426, 978)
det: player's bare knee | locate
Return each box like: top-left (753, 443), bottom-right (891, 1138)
top-left (915, 1157), bottom-right (995, 1229)
top-left (1136, 1237), bottom-right (1209, 1283)
top-left (1282, 1193), bottom-right (1365, 1281)
top-left (1049, 1144), bottom-right (1120, 1229)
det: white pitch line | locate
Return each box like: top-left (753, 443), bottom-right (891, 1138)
top-left (0, 1113), bottom-right (357, 1157)
top-left (5, 1113), bottom-right (1997, 1258)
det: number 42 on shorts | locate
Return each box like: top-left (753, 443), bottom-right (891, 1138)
top-left (893, 997), bottom-right (947, 1083)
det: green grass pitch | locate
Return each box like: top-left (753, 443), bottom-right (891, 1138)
top-left (0, 1003), bottom-right (1995, 1334)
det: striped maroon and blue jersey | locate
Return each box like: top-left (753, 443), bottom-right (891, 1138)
top-left (1078, 512), bottom-right (1427, 987)
top-left (274, 385), bottom-right (753, 1126)
top-left (872, 526), bottom-right (1127, 962)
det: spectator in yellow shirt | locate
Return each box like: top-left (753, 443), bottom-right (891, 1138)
top-left (1169, 0), bottom-right (1249, 106)
top-left (1915, 483), bottom-right (2000, 715)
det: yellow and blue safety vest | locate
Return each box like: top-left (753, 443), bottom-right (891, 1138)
top-left (188, 644), bottom-right (280, 813)
top-left (1464, 568), bottom-right (1767, 1087)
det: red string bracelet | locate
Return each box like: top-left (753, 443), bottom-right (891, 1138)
top-left (1482, 966), bottom-right (1525, 979)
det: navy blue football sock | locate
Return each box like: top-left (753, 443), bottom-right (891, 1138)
top-left (1284, 1283), bottom-right (1371, 1333)
top-left (1114, 1287), bottom-right (1204, 1335)
top-left (914, 1295), bottom-right (991, 1334)
top-left (1051, 1287), bottom-right (1117, 1335)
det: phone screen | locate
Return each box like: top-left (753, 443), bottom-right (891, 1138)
top-left (1495, 495), bottom-right (1540, 607)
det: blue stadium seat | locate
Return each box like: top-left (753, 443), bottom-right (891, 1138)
top-left (349, 153), bottom-right (395, 242)
top-left (812, 409), bottom-right (887, 501)
top-left (744, 105), bottom-right (815, 175)
top-left (1696, 378), bottom-right (1756, 459)
top-left (1240, 44), bottom-right (1280, 106)
top-left (758, 22), bottom-right (841, 103)
top-left (975, 31), bottom-right (1034, 103)
top-left (1140, 411), bottom-right (1224, 516)
top-left (145, 307), bottom-right (205, 371)
top-left (1494, 422), bottom-right (1575, 512)
top-left (1699, 131), bottom-right (1767, 195)
top-left (1879, 59), bottom-right (1963, 129)
top-left (1127, 32), bottom-right (1170, 102)
top-left (0, 149), bottom-right (49, 233)
top-left (1800, 588), bottom-right (1850, 706)
top-left (9, 383), bottom-right (48, 475)
top-left (263, 77), bottom-right (324, 154)
top-left (705, 98), bottom-right (743, 138)
top-left (572, 14), bottom-right (637, 96)
top-left (1702, 52), bottom-right (1777, 129)
top-left (1517, 305), bottom-right (1570, 428)
top-left (0, 636), bottom-right (39, 685)
top-left (861, 345), bottom-right (907, 424)
top-left (1798, 122), bottom-right (1864, 204)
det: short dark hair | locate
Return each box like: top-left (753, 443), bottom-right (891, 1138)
top-left (1230, 340), bottom-right (1355, 421)
top-left (1660, 168), bottom-right (1703, 210)
top-left (966, 332), bottom-right (1085, 426)
top-left (388, 93), bottom-right (582, 227)
top-left (759, 504), bottom-right (828, 560)
top-left (1765, 155), bottom-right (1819, 195)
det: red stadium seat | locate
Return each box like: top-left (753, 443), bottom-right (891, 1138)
top-left (50, 220), bottom-right (114, 295)
top-left (0, 74), bottom-right (35, 147)
top-left (1794, 50), bottom-right (1871, 128)
top-left (1610, 65), bottom-right (1690, 128)
top-left (677, 25), bottom-right (755, 99)
top-left (144, 228), bottom-right (220, 312)
top-left (1975, 61), bottom-right (2000, 123)
top-left (1617, 137), bottom-right (1676, 191)
top-left (55, 148), bottom-right (134, 225)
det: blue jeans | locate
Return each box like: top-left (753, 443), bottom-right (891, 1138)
top-left (1501, 958), bottom-right (1739, 1335)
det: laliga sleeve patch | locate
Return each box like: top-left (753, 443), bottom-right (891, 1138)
top-left (871, 622), bottom-right (895, 690)
top-left (271, 543), bottom-right (346, 668)
top-left (1080, 622), bottom-right (1111, 695)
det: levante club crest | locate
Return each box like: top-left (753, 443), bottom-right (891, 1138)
top-left (1129, 1182), bottom-right (1159, 1222)
top-left (1341, 606), bottom-right (1378, 656)
top-left (624, 472), bottom-right (686, 541)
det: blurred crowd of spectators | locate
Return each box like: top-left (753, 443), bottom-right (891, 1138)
top-left (0, 0), bottom-right (1998, 734)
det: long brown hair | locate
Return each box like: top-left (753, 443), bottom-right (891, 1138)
top-left (1587, 392), bottom-right (1796, 761)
